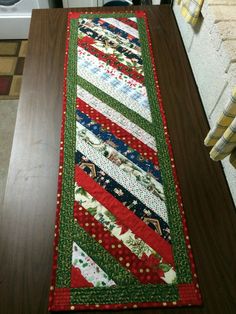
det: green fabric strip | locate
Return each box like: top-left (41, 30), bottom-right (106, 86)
top-left (73, 224), bottom-right (139, 286)
top-left (137, 18), bottom-right (192, 282)
top-left (71, 284), bottom-right (178, 305)
top-left (77, 75), bottom-right (155, 137)
top-left (56, 18), bottom-right (78, 288)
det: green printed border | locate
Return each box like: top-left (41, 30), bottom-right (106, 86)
top-left (55, 18), bottom-right (77, 287)
top-left (54, 12), bottom-right (196, 306)
top-left (71, 284), bottom-right (178, 305)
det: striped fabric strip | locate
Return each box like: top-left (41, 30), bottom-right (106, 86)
top-left (91, 19), bottom-right (141, 54)
top-left (91, 40), bottom-right (143, 74)
top-left (177, 0), bottom-right (204, 26)
top-left (76, 109), bottom-right (161, 181)
top-left (78, 41), bottom-right (144, 84)
top-left (100, 17), bottom-right (139, 38)
top-left (118, 17), bottom-right (138, 30)
top-left (75, 136), bottom-right (168, 223)
top-left (77, 76), bottom-right (155, 135)
top-left (75, 151), bottom-right (170, 241)
top-left (77, 45), bottom-right (147, 98)
top-left (77, 64), bottom-right (151, 121)
top-left (75, 122), bottom-right (164, 194)
top-left (76, 85), bottom-right (157, 150)
top-left (75, 167), bottom-right (174, 265)
top-left (76, 98), bottom-right (158, 161)
top-left (73, 202), bottom-right (166, 284)
top-left (204, 87), bottom-right (236, 168)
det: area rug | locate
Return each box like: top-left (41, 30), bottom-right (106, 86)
top-left (0, 40), bottom-right (27, 99)
top-left (48, 11), bottom-right (202, 311)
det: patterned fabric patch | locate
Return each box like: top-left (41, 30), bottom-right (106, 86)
top-left (49, 11), bottom-right (202, 312)
top-left (72, 242), bottom-right (116, 287)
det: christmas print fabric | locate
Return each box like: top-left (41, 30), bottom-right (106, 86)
top-left (48, 11), bottom-right (202, 311)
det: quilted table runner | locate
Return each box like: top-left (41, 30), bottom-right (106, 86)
top-left (49, 11), bottom-right (202, 311)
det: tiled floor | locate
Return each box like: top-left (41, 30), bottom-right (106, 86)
top-left (0, 40), bottom-right (27, 99)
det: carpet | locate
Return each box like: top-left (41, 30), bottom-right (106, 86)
top-left (0, 40), bottom-right (27, 99)
top-left (49, 11), bottom-right (202, 311)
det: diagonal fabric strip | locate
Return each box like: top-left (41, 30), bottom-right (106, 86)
top-left (76, 86), bottom-right (157, 150)
top-left (75, 121), bottom-right (165, 200)
top-left (74, 202), bottom-right (167, 284)
top-left (75, 150), bottom-right (171, 241)
top-left (75, 136), bottom-right (168, 222)
top-left (75, 109), bottom-right (161, 181)
top-left (72, 222), bottom-right (138, 286)
top-left (77, 76), bottom-right (155, 135)
top-left (77, 61), bottom-right (151, 120)
top-left (48, 10), bottom-right (202, 311)
top-left (75, 166), bottom-right (174, 265)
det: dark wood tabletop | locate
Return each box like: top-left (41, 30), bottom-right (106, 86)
top-left (0, 5), bottom-right (235, 314)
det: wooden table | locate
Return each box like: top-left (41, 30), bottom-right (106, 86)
top-left (0, 5), bottom-right (235, 314)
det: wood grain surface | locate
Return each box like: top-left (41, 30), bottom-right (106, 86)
top-left (0, 5), bottom-right (235, 314)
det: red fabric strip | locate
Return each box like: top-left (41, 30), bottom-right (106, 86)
top-left (76, 98), bottom-right (159, 167)
top-left (78, 38), bottom-right (144, 84)
top-left (74, 201), bottom-right (165, 284)
top-left (75, 166), bottom-right (174, 266)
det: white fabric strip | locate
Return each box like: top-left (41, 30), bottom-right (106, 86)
top-left (77, 85), bottom-right (157, 151)
top-left (101, 17), bottom-right (139, 38)
top-left (77, 65), bottom-right (152, 121)
top-left (76, 129), bottom-right (169, 223)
